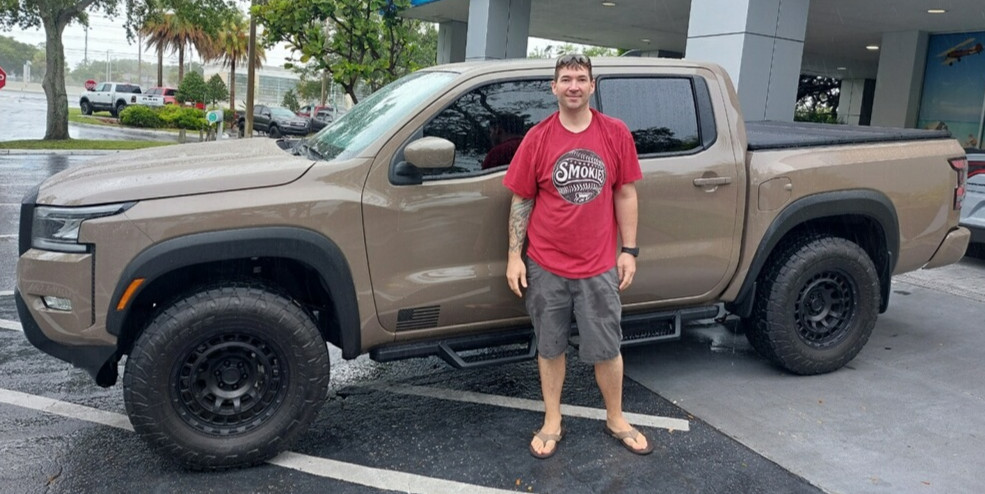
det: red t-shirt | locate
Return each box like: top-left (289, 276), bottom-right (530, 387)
top-left (503, 109), bottom-right (642, 279)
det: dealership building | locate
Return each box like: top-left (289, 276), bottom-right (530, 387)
top-left (406, 0), bottom-right (985, 149)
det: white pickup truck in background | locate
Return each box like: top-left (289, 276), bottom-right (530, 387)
top-left (78, 82), bottom-right (142, 117)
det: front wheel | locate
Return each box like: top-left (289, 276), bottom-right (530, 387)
top-left (123, 285), bottom-right (330, 470)
top-left (80, 100), bottom-right (92, 115)
top-left (268, 125), bottom-right (282, 138)
top-left (744, 236), bottom-right (880, 375)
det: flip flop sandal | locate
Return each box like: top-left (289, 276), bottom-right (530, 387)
top-left (529, 428), bottom-right (564, 459)
top-left (604, 425), bottom-right (654, 455)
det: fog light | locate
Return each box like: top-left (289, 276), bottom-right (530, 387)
top-left (42, 296), bottom-right (72, 311)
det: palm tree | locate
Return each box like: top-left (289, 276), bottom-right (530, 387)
top-left (141, 3), bottom-right (217, 84)
top-left (212, 12), bottom-right (265, 112)
top-left (141, 13), bottom-right (173, 87)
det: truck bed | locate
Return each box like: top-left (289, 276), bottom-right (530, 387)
top-left (745, 121), bottom-right (951, 151)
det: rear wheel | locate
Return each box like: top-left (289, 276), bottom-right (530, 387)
top-left (744, 235), bottom-right (880, 375)
top-left (123, 284), bottom-right (330, 470)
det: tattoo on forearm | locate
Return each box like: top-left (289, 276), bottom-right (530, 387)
top-left (508, 198), bottom-right (534, 254)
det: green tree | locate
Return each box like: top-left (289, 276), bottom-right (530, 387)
top-left (141, 1), bottom-right (229, 84)
top-left (211, 10), bottom-right (263, 113)
top-left (796, 74), bottom-right (840, 123)
top-left (281, 88), bottom-right (299, 112)
top-left (0, 35), bottom-right (40, 77)
top-left (0, 0), bottom-right (235, 140)
top-left (255, 0), bottom-right (435, 104)
top-left (206, 73), bottom-right (228, 105)
top-left (528, 42), bottom-right (618, 59)
top-left (175, 70), bottom-right (207, 104)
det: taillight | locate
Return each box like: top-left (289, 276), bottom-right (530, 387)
top-left (949, 157), bottom-right (967, 210)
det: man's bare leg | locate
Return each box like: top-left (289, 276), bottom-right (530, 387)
top-left (532, 353), bottom-right (566, 455)
top-left (595, 354), bottom-right (649, 451)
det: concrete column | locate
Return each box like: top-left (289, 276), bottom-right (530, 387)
top-left (838, 78), bottom-right (876, 126)
top-left (465, 0), bottom-right (530, 61)
top-left (685, 0), bottom-right (809, 121)
top-left (870, 31), bottom-right (929, 128)
top-left (438, 21), bottom-right (468, 64)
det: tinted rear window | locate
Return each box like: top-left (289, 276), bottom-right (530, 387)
top-left (597, 77), bottom-right (701, 155)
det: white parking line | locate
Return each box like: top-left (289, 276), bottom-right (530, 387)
top-left (369, 383), bottom-right (691, 432)
top-left (0, 319), bottom-right (22, 332)
top-left (0, 290), bottom-right (14, 296)
top-left (0, 234), bottom-right (17, 240)
top-left (0, 387), bottom-right (520, 494)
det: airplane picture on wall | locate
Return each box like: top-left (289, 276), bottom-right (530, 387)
top-left (939, 38), bottom-right (983, 66)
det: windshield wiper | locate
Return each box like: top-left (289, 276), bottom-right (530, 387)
top-left (291, 139), bottom-right (324, 161)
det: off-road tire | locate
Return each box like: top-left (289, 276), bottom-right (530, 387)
top-left (123, 284), bottom-right (330, 470)
top-left (744, 235), bottom-right (880, 375)
top-left (268, 125), bottom-right (282, 138)
top-left (80, 100), bottom-right (92, 115)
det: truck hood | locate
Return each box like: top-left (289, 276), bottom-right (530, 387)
top-left (37, 139), bottom-right (315, 206)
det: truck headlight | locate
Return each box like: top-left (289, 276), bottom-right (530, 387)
top-left (32, 203), bottom-right (135, 253)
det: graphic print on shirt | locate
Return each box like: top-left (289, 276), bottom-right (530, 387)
top-left (552, 148), bottom-right (607, 205)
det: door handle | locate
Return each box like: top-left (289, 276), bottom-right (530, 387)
top-left (693, 176), bottom-right (732, 187)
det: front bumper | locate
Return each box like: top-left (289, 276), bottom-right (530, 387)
top-left (924, 227), bottom-right (971, 269)
top-left (15, 289), bottom-right (117, 385)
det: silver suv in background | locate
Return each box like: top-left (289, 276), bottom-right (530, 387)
top-left (960, 148), bottom-right (985, 256)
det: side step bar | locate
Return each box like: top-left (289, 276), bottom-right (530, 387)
top-left (370, 305), bottom-right (720, 369)
top-left (370, 328), bottom-right (537, 369)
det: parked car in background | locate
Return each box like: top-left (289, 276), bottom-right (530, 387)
top-left (79, 82), bottom-right (142, 117)
top-left (309, 108), bottom-right (335, 133)
top-left (236, 104), bottom-right (310, 138)
top-left (297, 104), bottom-right (332, 118)
top-left (960, 148), bottom-right (985, 256)
top-left (138, 87), bottom-right (177, 107)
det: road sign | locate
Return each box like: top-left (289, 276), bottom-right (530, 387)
top-left (206, 110), bottom-right (223, 124)
top-left (0, 65), bottom-right (6, 91)
top-left (85, 79), bottom-right (96, 91)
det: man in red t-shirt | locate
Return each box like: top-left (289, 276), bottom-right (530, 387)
top-left (504, 54), bottom-right (651, 458)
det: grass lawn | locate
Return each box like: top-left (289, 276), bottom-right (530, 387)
top-left (0, 139), bottom-right (175, 150)
top-left (68, 107), bottom-right (121, 127)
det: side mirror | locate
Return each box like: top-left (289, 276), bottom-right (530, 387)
top-left (404, 136), bottom-right (455, 169)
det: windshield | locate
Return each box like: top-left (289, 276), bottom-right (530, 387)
top-left (309, 71), bottom-right (457, 161)
top-left (270, 107), bottom-right (297, 119)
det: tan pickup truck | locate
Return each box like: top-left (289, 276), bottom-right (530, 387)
top-left (16, 58), bottom-right (970, 469)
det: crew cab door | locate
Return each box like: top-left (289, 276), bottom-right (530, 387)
top-left (254, 105), bottom-right (270, 132)
top-left (362, 74), bottom-right (558, 333)
top-left (92, 83), bottom-right (113, 106)
top-left (594, 70), bottom-right (744, 306)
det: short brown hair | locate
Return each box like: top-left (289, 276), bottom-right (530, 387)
top-left (554, 53), bottom-right (593, 81)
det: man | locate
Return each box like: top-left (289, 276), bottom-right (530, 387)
top-left (503, 54), bottom-right (652, 459)
top-left (481, 114), bottom-right (526, 169)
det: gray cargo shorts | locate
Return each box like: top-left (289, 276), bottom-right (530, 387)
top-left (525, 258), bottom-right (622, 363)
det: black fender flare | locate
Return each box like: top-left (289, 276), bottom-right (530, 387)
top-left (106, 227), bottom-right (360, 358)
top-left (727, 189), bottom-right (899, 317)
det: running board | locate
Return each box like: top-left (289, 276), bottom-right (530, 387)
top-left (369, 305), bottom-right (719, 368)
top-left (370, 328), bottom-right (537, 369)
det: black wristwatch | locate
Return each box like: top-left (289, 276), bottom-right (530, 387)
top-left (620, 246), bottom-right (640, 257)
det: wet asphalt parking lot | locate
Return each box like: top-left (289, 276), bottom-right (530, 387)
top-left (2, 96), bottom-right (985, 493)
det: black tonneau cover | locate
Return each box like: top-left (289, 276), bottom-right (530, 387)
top-left (745, 120), bottom-right (951, 151)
